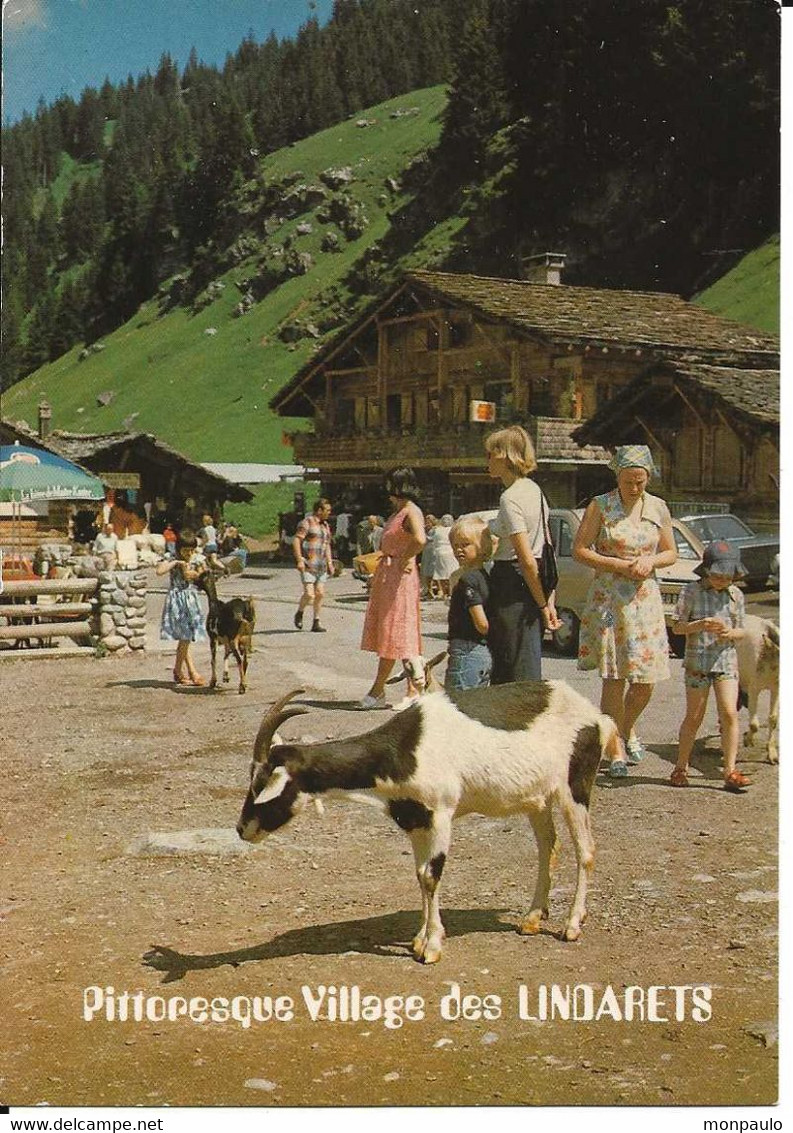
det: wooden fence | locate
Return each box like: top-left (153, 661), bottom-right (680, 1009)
top-left (0, 578), bottom-right (98, 646)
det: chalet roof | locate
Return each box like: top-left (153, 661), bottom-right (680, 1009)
top-left (533, 418), bottom-right (610, 465)
top-left (572, 363), bottom-right (779, 447)
top-left (0, 418), bottom-right (96, 474)
top-left (47, 431), bottom-right (253, 502)
top-left (667, 363), bottom-right (779, 425)
top-left (271, 270), bottom-right (778, 415)
top-left (405, 271), bottom-right (779, 358)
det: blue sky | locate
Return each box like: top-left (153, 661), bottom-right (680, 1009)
top-left (2, 0), bottom-right (334, 124)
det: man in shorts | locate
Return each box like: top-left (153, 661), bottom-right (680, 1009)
top-left (292, 498), bottom-right (334, 632)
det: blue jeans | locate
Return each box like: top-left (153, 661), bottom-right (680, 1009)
top-left (445, 640), bottom-right (493, 691)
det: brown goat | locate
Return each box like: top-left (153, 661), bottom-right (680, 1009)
top-left (196, 570), bottom-right (255, 693)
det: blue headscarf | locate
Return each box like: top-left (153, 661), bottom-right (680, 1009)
top-left (608, 445), bottom-right (657, 478)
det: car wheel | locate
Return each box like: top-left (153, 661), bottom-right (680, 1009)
top-left (667, 626), bottom-right (686, 659)
top-left (552, 608), bottom-right (580, 656)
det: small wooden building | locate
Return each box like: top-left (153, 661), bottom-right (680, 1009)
top-left (47, 430), bottom-right (253, 533)
top-left (271, 269), bottom-right (779, 515)
top-left (1, 417), bottom-right (252, 544)
top-left (572, 361), bottom-right (780, 528)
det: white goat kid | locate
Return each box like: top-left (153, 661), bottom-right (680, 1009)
top-left (736, 615), bottom-right (779, 764)
top-left (237, 682), bottom-right (621, 963)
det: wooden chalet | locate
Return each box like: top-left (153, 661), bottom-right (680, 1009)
top-left (270, 268), bottom-right (779, 516)
top-left (573, 360), bottom-right (780, 528)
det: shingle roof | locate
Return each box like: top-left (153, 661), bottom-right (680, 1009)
top-left (668, 363), bottom-right (779, 425)
top-left (405, 270), bottom-right (779, 359)
top-left (572, 363), bottom-right (779, 446)
top-left (271, 270), bottom-right (779, 416)
top-left (533, 418), bottom-right (610, 464)
top-left (49, 431), bottom-right (137, 461)
top-left (47, 431), bottom-right (253, 501)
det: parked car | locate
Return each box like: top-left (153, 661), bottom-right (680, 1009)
top-left (671, 513), bottom-right (779, 592)
top-left (458, 507), bottom-right (701, 657)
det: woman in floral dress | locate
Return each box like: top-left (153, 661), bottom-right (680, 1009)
top-left (573, 446), bottom-right (677, 776)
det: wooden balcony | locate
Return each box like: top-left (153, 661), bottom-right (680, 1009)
top-left (291, 417), bottom-right (608, 474)
top-left (292, 424), bottom-right (492, 472)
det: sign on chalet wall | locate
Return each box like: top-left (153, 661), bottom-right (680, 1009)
top-left (469, 400), bottom-right (496, 423)
top-left (100, 472), bottom-right (141, 489)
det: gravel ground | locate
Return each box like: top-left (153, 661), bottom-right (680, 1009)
top-left (1, 565), bottom-right (779, 1108)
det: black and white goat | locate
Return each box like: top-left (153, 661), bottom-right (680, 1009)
top-left (196, 570), bottom-right (255, 694)
top-left (237, 682), bottom-right (621, 963)
top-left (736, 615), bottom-right (779, 764)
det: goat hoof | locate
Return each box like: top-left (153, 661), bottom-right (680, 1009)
top-left (224, 674), bottom-right (230, 683)
top-left (420, 948), bottom-right (442, 964)
top-left (519, 909), bottom-right (547, 935)
top-left (238, 686), bottom-right (247, 695)
top-left (563, 924), bottom-right (582, 942)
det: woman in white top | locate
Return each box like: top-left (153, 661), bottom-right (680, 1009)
top-left (431, 514), bottom-right (459, 598)
top-left (485, 426), bottom-right (561, 682)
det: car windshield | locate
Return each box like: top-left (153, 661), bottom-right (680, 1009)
top-left (673, 531), bottom-right (701, 560)
top-left (685, 515), bottom-right (753, 541)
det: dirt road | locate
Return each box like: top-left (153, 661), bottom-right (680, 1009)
top-left (1, 568), bottom-right (779, 1107)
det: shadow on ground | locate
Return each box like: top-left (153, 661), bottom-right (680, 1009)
top-left (144, 907), bottom-right (532, 982)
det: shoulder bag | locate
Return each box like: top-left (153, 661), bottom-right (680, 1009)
top-left (536, 492), bottom-right (558, 600)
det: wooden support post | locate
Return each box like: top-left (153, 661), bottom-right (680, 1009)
top-left (0, 602), bottom-right (94, 618)
top-left (0, 620), bottom-right (92, 642)
top-left (1, 578), bottom-right (99, 599)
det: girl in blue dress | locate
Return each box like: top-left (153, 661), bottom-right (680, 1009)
top-left (157, 529), bottom-right (207, 686)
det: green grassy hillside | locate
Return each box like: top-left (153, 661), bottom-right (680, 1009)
top-left (4, 86), bottom-right (451, 463)
top-left (693, 235), bottom-right (779, 334)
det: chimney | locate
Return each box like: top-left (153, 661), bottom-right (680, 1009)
top-left (522, 251), bottom-right (567, 285)
top-left (38, 399), bottom-right (52, 440)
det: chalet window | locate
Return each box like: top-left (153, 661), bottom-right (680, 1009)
top-left (449, 320), bottom-right (472, 348)
top-left (483, 381), bottom-right (514, 419)
top-left (595, 380), bottom-right (614, 408)
top-left (386, 394), bottom-right (402, 431)
top-left (529, 376), bottom-right (553, 416)
top-left (336, 398), bottom-right (355, 431)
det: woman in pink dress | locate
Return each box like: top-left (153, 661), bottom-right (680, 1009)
top-left (358, 468), bottom-right (426, 709)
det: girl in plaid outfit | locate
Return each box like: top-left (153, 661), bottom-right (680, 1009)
top-left (670, 541), bottom-right (749, 792)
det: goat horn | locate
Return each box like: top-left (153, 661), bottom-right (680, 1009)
top-left (425, 649), bottom-right (448, 672)
top-left (253, 689), bottom-right (307, 762)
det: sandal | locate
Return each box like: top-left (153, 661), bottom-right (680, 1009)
top-left (173, 669), bottom-right (187, 685)
top-left (724, 770), bottom-right (750, 793)
top-left (670, 766), bottom-right (689, 787)
top-left (187, 674), bottom-right (206, 687)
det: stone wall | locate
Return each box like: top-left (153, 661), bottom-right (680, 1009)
top-left (95, 570), bottom-right (148, 653)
